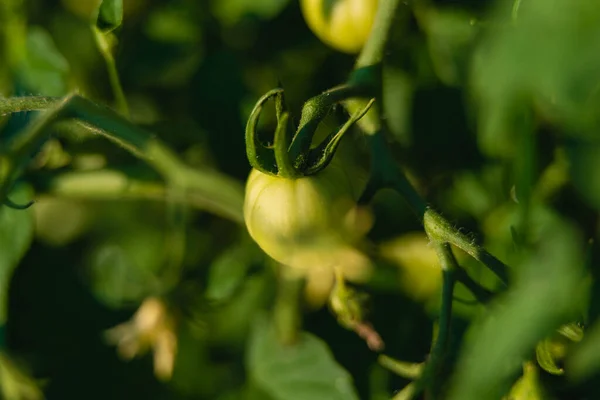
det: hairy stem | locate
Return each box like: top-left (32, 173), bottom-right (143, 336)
top-left (0, 95), bottom-right (244, 222)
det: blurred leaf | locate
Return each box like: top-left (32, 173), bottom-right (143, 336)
top-left (85, 227), bottom-right (164, 308)
top-left (379, 233), bottom-right (442, 304)
top-left (33, 197), bottom-right (90, 246)
top-left (21, 27), bottom-right (69, 96)
top-left (566, 139), bottom-right (600, 210)
top-left (568, 319), bottom-right (600, 380)
top-left (504, 362), bottom-right (544, 400)
top-left (170, 326), bottom-right (229, 397)
top-left (247, 316), bottom-right (360, 400)
top-left (472, 0), bottom-right (600, 157)
top-left (144, 6), bottom-right (202, 44)
top-left (0, 185), bottom-right (34, 325)
top-left (95, 0), bottom-right (123, 33)
top-left (206, 241), bottom-right (261, 302)
top-left (209, 274), bottom-right (271, 346)
top-left (382, 66), bottom-right (413, 146)
top-left (212, 0), bottom-right (290, 25)
top-left (419, 7), bottom-right (478, 86)
top-left (448, 212), bottom-right (586, 399)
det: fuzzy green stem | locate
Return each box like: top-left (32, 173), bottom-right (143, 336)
top-left (0, 96), bottom-right (60, 115)
top-left (424, 209), bottom-right (509, 285)
top-left (92, 27), bottom-right (129, 118)
top-left (346, 0), bottom-right (402, 136)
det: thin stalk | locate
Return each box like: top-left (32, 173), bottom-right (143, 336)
top-left (411, 242), bottom-right (457, 398)
top-left (378, 355), bottom-right (423, 380)
top-left (356, 0), bottom-right (402, 69)
top-left (392, 383), bottom-right (416, 400)
top-left (0, 96), bottom-right (60, 115)
top-left (454, 268), bottom-right (494, 304)
top-left (42, 170), bottom-right (243, 223)
top-left (92, 28), bottom-right (129, 117)
top-left (273, 272), bottom-right (304, 345)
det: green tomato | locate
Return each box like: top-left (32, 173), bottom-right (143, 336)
top-left (300, 0), bottom-right (379, 53)
top-left (243, 158), bottom-right (371, 284)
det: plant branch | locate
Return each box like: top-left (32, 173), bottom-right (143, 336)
top-left (378, 355), bottom-right (423, 380)
top-left (410, 242), bottom-right (457, 398)
top-left (0, 96), bottom-right (59, 115)
top-left (39, 169), bottom-right (244, 223)
top-left (454, 268), bottom-right (494, 304)
top-left (0, 95), bottom-right (244, 222)
top-left (356, 0), bottom-right (402, 69)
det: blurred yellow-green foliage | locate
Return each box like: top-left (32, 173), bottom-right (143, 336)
top-left (2, 0), bottom-right (600, 399)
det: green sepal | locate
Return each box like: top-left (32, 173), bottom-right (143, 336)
top-left (289, 84), bottom-right (370, 169)
top-left (535, 338), bottom-right (564, 375)
top-left (245, 89), bottom-right (281, 175)
top-left (305, 98), bottom-right (375, 175)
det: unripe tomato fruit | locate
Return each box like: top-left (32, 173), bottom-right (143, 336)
top-left (300, 0), bottom-right (378, 53)
top-left (243, 158), bottom-right (370, 284)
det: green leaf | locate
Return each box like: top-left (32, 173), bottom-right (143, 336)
top-left (85, 227), bottom-right (164, 308)
top-left (557, 323), bottom-right (584, 343)
top-left (0, 185), bottom-right (34, 325)
top-left (206, 241), bottom-right (261, 302)
top-left (144, 6), bottom-right (202, 44)
top-left (21, 27), bottom-right (69, 96)
top-left (95, 0), bottom-right (123, 33)
top-left (420, 7), bottom-right (478, 86)
top-left (472, 0), bottom-right (600, 157)
top-left (247, 316), bottom-right (360, 400)
top-left (381, 66), bottom-right (413, 147)
top-left (447, 213), bottom-right (587, 399)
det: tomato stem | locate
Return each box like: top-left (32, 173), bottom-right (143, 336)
top-left (356, 0), bottom-right (402, 69)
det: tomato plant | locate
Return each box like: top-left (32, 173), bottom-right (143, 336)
top-left (2, 0), bottom-right (600, 399)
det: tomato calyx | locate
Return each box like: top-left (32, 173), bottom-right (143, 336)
top-left (245, 85), bottom-right (375, 179)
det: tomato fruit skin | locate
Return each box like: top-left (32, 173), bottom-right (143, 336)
top-left (300, 0), bottom-right (378, 53)
top-left (243, 158), bottom-right (370, 284)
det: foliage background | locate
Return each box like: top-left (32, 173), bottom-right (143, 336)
top-left (2, 0), bottom-right (600, 399)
